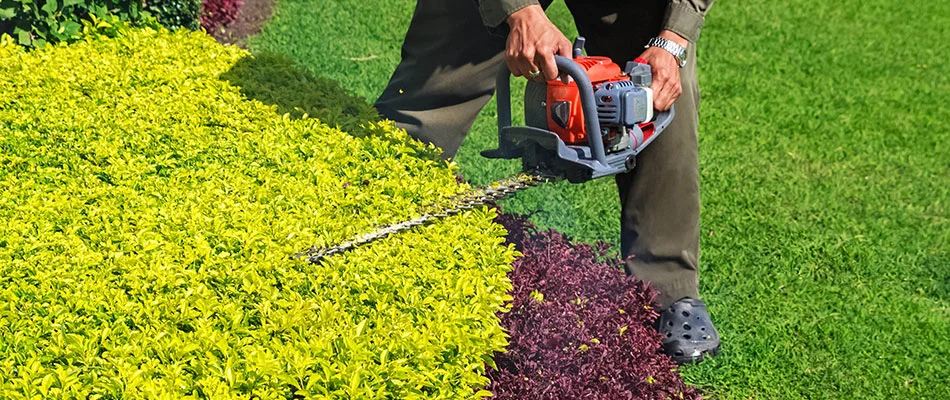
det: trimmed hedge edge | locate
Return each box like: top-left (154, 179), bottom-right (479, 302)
top-left (0, 27), bottom-right (515, 398)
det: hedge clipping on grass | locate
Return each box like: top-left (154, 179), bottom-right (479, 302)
top-left (0, 28), bottom-right (516, 398)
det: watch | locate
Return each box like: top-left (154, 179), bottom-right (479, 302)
top-left (646, 37), bottom-right (688, 68)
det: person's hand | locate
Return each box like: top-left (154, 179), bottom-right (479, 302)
top-left (505, 5), bottom-right (572, 82)
top-left (636, 30), bottom-right (688, 111)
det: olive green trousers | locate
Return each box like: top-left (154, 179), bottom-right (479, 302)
top-left (374, 0), bottom-right (702, 308)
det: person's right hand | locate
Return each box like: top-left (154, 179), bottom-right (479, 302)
top-left (505, 5), bottom-right (572, 82)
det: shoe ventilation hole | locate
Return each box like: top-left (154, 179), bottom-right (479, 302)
top-left (682, 311), bottom-right (690, 317)
top-left (700, 327), bottom-right (706, 331)
top-left (668, 321), bottom-right (673, 327)
top-left (683, 323), bottom-right (692, 330)
top-left (683, 334), bottom-right (692, 340)
top-left (666, 332), bottom-right (672, 337)
top-left (675, 350), bottom-right (684, 356)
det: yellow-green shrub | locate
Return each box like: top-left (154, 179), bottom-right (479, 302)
top-left (0, 28), bottom-right (515, 399)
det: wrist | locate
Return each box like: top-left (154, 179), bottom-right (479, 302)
top-left (658, 30), bottom-right (688, 48)
top-left (506, 4), bottom-right (545, 26)
top-left (645, 35), bottom-right (688, 68)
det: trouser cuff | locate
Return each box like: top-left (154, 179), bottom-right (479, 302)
top-left (651, 278), bottom-right (700, 311)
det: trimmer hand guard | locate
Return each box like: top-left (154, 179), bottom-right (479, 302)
top-left (489, 122), bottom-right (670, 183)
top-left (481, 37), bottom-right (674, 184)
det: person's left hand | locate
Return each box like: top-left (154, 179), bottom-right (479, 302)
top-left (636, 30), bottom-right (688, 111)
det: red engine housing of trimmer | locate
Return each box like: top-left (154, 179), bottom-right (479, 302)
top-left (483, 37), bottom-right (674, 183)
top-left (544, 56), bottom-right (628, 144)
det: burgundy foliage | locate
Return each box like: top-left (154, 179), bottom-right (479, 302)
top-left (200, 0), bottom-right (243, 32)
top-left (487, 214), bottom-right (700, 400)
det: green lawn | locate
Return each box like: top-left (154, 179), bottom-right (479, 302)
top-left (246, 0), bottom-right (950, 397)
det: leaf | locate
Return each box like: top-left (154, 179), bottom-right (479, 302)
top-left (0, 7), bottom-right (15, 19)
top-left (46, 21), bottom-right (66, 41)
top-left (40, 0), bottom-right (57, 15)
top-left (61, 20), bottom-right (80, 37)
top-left (14, 27), bottom-right (30, 46)
top-left (0, 29), bottom-right (518, 398)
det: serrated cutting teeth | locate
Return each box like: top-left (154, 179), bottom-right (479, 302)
top-left (293, 172), bottom-right (546, 263)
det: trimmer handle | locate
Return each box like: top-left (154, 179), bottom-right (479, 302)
top-left (652, 107), bottom-right (675, 137)
top-left (488, 54), bottom-right (610, 167)
top-left (483, 36), bottom-right (674, 165)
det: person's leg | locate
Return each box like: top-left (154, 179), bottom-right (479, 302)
top-left (374, 0), bottom-right (507, 158)
top-left (564, 0), bottom-right (701, 309)
top-left (617, 43), bottom-right (702, 309)
top-left (565, 0), bottom-right (717, 364)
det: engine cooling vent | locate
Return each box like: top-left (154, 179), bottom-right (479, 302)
top-left (603, 80), bottom-right (635, 90)
top-left (594, 81), bottom-right (627, 125)
top-left (575, 58), bottom-right (602, 70)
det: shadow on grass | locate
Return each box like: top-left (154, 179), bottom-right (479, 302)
top-left (219, 51), bottom-right (442, 161)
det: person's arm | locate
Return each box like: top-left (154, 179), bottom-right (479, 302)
top-left (662, 0), bottom-right (714, 44)
top-left (481, 3), bottom-right (571, 82)
top-left (638, 0), bottom-right (715, 111)
top-left (478, 0), bottom-right (539, 28)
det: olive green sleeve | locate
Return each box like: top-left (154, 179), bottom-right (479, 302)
top-left (662, 0), bottom-right (715, 43)
top-left (478, 0), bottom-right (539, 27)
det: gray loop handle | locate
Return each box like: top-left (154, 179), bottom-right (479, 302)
top-left (652, 107), bottom-right (675, 136)
top-left (495, 55), bottom-right (608, 167)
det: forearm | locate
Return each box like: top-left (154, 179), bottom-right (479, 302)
top-left (662, 0), bottom-right (715, 43)
top-left (478, 0), bottom-right (539, 27)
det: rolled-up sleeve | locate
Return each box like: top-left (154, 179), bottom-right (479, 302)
top-left (663, 0), bottom-right (715, 43)
top-left (479, 0), bottom-right (539, 27)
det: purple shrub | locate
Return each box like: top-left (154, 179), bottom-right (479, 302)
top-left (201, 0), bottom-right (243, 32)
top-left (487, 214), bottom-right (700, 400)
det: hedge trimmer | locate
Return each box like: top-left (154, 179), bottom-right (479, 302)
top-left (296, 37), bottom-right (674, 263)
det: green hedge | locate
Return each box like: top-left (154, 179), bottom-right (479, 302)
top-left (146, 0), bottom-right (201, 30)
top-left (0, 0), bottom-right (201, 48)
top-left (0, 28), bottom-right (515, 398)
top-left (0, 0), bottom-right (143, 47)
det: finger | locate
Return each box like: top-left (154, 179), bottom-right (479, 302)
top-left (506, 56), bottom-right (523, 77)
top-left (658, 91), bottom-right (673, 111)
top-left (521, 62), bottom-right (540, 81)
top-left (505, 34), bottom-right (524, 77)
top-left (661, 73), bottom-right (683, 109)
top-left (656, 66), bottom-right (683, 110)
top-left (653, 80), bottom-right (672, 111)
top-left (507, 51), bottom-right (531, 78)
top-left (536, 48), bottom-right (558, 81)
top-left (664, 67), bottom-right (683, 105)
top-left (556, 37), bottom-right (572, 57)
top-left (649, 71), bottom-right (665, 110)
top-left (668, 82), bottom-right (683, 107)
top-left (556, 39), bottom-right (572, 83)
top-left (507, 41), bottom-right (526, 77)
top-left (518, 45), bottom-right (540, 80)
